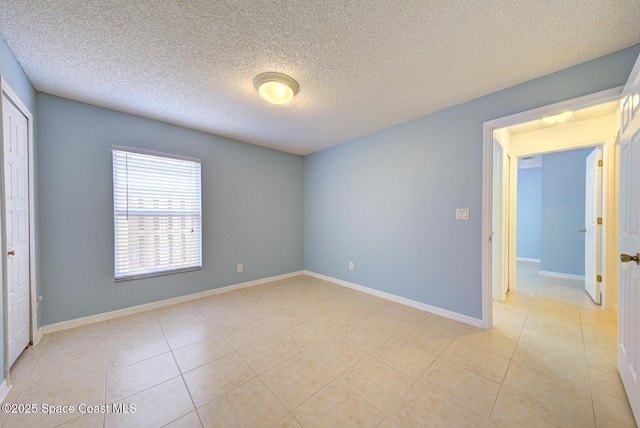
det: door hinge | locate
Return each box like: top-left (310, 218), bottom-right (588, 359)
top-left (597, 275), bottom-right (602, 283)
top-left (597, 217), bottom-right (603, 225)
top-left (598, 159), bottom-right (603, 167)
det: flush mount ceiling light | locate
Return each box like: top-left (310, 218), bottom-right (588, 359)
top-left (253, 72), bottom-right (299, 105)
top-left (542, 111), bottom-right (574, 124)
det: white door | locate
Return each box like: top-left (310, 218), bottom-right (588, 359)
top-left (492, 139), bottom-right (507, 301)
top-left (618, 53), bottom-right (640, 424)
top-left (585, 146), bottom-right (602, 304)
top-left (2, 94), bottom-right (30, 367)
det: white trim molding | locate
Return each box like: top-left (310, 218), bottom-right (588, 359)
top-left (42, 271), bottom-right (304, 334)
top-left (539, 270), bottom-right (585, 281)
top-left (304, 271), bottom-right (485, 329)
top-left (516, 257), bottom-right (541, 263)
top-left (0, 379), bottom-right (9, 403)
top-left (44, 269), bottom-right (488, 335)
top-left (33, 328), bottom-right (43, 346)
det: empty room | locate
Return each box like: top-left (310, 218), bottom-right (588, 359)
top-left (0, 1), bottom-right (640, 427)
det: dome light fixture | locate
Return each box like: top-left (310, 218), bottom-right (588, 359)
top-left (253, 72), bottom-right (299, 105)
top-left (542, 111), bottom-right (574, 124)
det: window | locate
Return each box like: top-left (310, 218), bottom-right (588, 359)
top-left (112, 146), bottom-right (202, 281)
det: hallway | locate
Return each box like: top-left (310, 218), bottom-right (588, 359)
top-left (490, 260), bottom-right (635, 426)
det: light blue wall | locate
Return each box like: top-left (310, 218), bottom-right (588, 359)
top-left (14, 38), bottom-right (640, 326)
top-left (37, 94), bottom-right (304, 325)
top-left (517, 167), bottom-right (542, 260)
top-left (540, 148), bottom-right (593, 275)
top-left (0, 36), bottom-right (37, 380)
top-left (304, 44), bottom-right (640, 320)
top-left (0, 37), bottom-right (36, 113)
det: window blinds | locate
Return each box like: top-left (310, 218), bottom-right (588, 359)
top-left (112, 146), bottom-right (202, 281)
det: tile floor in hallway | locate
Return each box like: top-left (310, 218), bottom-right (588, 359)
top-left (0, 262), bottom-right (636, 427)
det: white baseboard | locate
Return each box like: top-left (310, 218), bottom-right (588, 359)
top-left (42, 270), bottom-right (304, 334)
top-left (539, 270), bottom-right (585, 280)
top-left (303, 270), bottom-right (485, 329)
top-left (516, 257), bottom-right (541, 263)
top-left (0, 380), bottom-right (10, 403)
top-left (42, 269), bottom-right (486, 334)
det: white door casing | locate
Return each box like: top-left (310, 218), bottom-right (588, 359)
top-left (585, 146), bottom-right (603, 304)
top-left (492, 140), bottom-right (506, 301)
top-left (505, 154), bottom-right (512, 296)
top-left (619, 53), bottom-right (640, 424)
top-left (2, 93), bottom-right (30, 368)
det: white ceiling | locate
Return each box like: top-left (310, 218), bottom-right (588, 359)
top-left (1, 1), bottom-right (639, 155)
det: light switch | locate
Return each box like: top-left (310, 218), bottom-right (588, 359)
top-left (456, 208), bottom-right (470, 220)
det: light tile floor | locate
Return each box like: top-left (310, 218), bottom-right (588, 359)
top-left (1, 262), bottom-right (636, 427)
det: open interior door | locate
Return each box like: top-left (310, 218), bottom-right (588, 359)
top-left (618, 53), bottom-right (640, 424)
top-left (585, 146), bottom-right (603, 304)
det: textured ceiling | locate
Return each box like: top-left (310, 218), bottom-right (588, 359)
top-left (1, 1), bottom-right (639, 155)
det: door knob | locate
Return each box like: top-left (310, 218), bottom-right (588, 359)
top-left (579, 228), bottom-right (587, 233)
top-left (620, 253), bottom-right (640, 265)
top-left (7, 250), bottom-right (15, 256)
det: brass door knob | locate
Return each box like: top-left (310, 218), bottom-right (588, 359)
top-left (620, 253), bottom-right (640, 265)
top-left (7, 250), bottom-right (15, 256)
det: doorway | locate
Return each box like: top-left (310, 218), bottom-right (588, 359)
top-left (515, 147), bottom-right (603, 296)
top-left (482, 86), bottom-right (623, 328)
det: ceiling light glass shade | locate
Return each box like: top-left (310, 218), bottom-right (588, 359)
top-left (542, 111), bottom-right (574, 124)
top-left (253, 72), bottom-right (299, 105)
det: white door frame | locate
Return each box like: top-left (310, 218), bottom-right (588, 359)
top-left (481, 86), bottom-right (622, 328)
top-left (0, 77), bottom-right (39, 367)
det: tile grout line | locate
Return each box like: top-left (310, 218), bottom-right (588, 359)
top-left (102, 321), bottom-right (111, 428)
top-left (577, 287), bottom-right (601, 428)
top-left (158, 303), bottom-right (202, 424)
top-left (487, 264), bottom-right (539, 424)
top-left (158, 314), bottom-right (198, 426)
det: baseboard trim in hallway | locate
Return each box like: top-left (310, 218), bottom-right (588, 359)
top-left (539, 270), bottom-right (585, 281)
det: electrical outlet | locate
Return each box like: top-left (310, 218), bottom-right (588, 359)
top-left (237, 264), bottom-right (243, 273)
top-left (456, 208), bottom-right (470, 220)
top-left (349, 261), bottom-right (354, 271)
